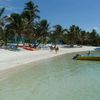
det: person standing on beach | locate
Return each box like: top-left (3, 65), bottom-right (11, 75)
top-left (50, 45), bottom-right (54, 51)
top-left (87, 51), bottom-right (90, 55)
top-left (55, 46), bottom-right (59, 54)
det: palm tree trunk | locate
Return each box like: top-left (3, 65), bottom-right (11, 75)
top-left (4, 32), bottom-right (7, 46)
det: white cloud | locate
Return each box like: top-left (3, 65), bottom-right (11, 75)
top-left (93, 27), bottom-right (99, 31)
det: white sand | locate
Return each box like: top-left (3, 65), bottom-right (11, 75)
top-left (0, 46), bottom-right (96, 71)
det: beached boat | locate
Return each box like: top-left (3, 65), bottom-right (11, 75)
top-left (23, 47), bottom-right (35, 51)
top-left (95, 47), bottom-right (100, 51)
top-left (73, 54), bottom-right (100, 61)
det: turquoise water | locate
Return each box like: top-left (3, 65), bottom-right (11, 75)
top-left (0, 53), bottom-right (100, 100)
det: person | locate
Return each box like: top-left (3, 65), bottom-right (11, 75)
top-left (87, 51), bottom-right (90, 55)
top-left (55, 46), bottom-right (59, 54)
top-left (50, 45), bottom-right (54, 51)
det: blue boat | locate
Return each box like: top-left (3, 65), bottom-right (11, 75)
top-left (95, 47), bottom-right (100, 51)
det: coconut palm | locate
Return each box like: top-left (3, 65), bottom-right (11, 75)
top-left (0, 8), bottom-right (5, 28)
top-left (35, 19), bottom-right (49, 44)
top-left (50, 25), bottom-right (67, 45)
top-left (67, 25), bottom-right (81, 45)
top-left (0, 7), bottom-right (8, 45)
top-left (22, 1), bottom-right (40, 24)
top-left (80, 30), bottom-right (87, 45)
top-left (89, 29), bottom-right (99, 46)
top-left (5, 13), bottom-right (22, 45)
top-left (21, 1), bottom-right (40, 44)
top-left (5, 13), bottom-right (31, 46)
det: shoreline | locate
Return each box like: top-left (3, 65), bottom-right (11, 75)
top-left (0, 46), bottom-right (96, 72)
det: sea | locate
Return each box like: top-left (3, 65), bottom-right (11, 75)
top-left (0, 52), bottom-right (100, 100)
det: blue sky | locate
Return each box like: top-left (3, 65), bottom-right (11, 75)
top-left (0, 0), bottom-right (100, 33)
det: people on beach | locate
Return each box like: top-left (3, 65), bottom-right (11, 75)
top-left (55, 46), bottom-right (59, 54)
top-left (50, 45), bottom-right (59, 53)
top-left (87, 51), bottom-right (90, 55)
top-left (50, 45), bottom-right (54, 51)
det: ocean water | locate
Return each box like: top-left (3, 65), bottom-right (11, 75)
top-left (0, 53), bottom-right (100, 100)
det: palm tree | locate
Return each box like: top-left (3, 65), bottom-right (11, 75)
top-left (0, 7), bottom-right (8, 45)
top-left (67, 25), bottom-right (81, 45)
top-left (5, 13), bottom-right (31, 46)
top-left (50, 25), bottom-right (66, 45)
top-left (22, 1), bottom-right (40, 24)
top-left (89, 29), bottom-right (98, 46)
top-left (80, 30), bottom-right (87, 45)
top-left (61, 31), bottom-right (68, 44)
top-left (35, 19), bottom-right (49, 44)
top-left (0, 8), bottom-right (5, 28)
top-left (21, 1), bottom-right (40, 44)
top-left (96, 34), bottom-right (100, 46)
top-left (5, 13), bottom-right (21, 45)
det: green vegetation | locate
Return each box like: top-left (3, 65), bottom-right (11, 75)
top-left (0, 1), bottom-right (100, 46)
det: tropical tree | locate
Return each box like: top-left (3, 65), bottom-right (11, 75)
top-left (0, 8), bottom-right (5, 28)
top-left (61, 32), bottom-right (68, 44)
top-left (0, 7), bottom-right (6, 44)
top-left (67, 25), bottom-right (81, 45)
top-left (96, 35), bottom-right (100, 46)
top-left (89, 29), bottom-right (98, 46)
top-left (22, 1), bottom-right (40, 24)
top-left (21, 0), bottom-right (40, 44)
top-left (35, 19), bottom-right (49, 44)
top-left (50, 25), bottom-right (67, 45)
top-left (79, 30), bottom-right (87, 45)
top-left (5, 13), bottom-right (22, 45)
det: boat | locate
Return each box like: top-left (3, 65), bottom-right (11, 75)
top-left (73, 54), bottom-right (100, 61)
top-left (95, 47), bottom-right (100, 51)
top-left (23, 47), bottom-right (34, 51)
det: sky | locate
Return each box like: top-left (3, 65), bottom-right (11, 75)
top-left (0, 0), bottom-right (100, 33)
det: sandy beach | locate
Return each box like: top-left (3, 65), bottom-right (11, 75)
top-left (0, 46), bottom-right (96, 71)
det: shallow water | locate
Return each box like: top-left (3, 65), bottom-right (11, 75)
top-left (0, 53), bottom-right (100, 100)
